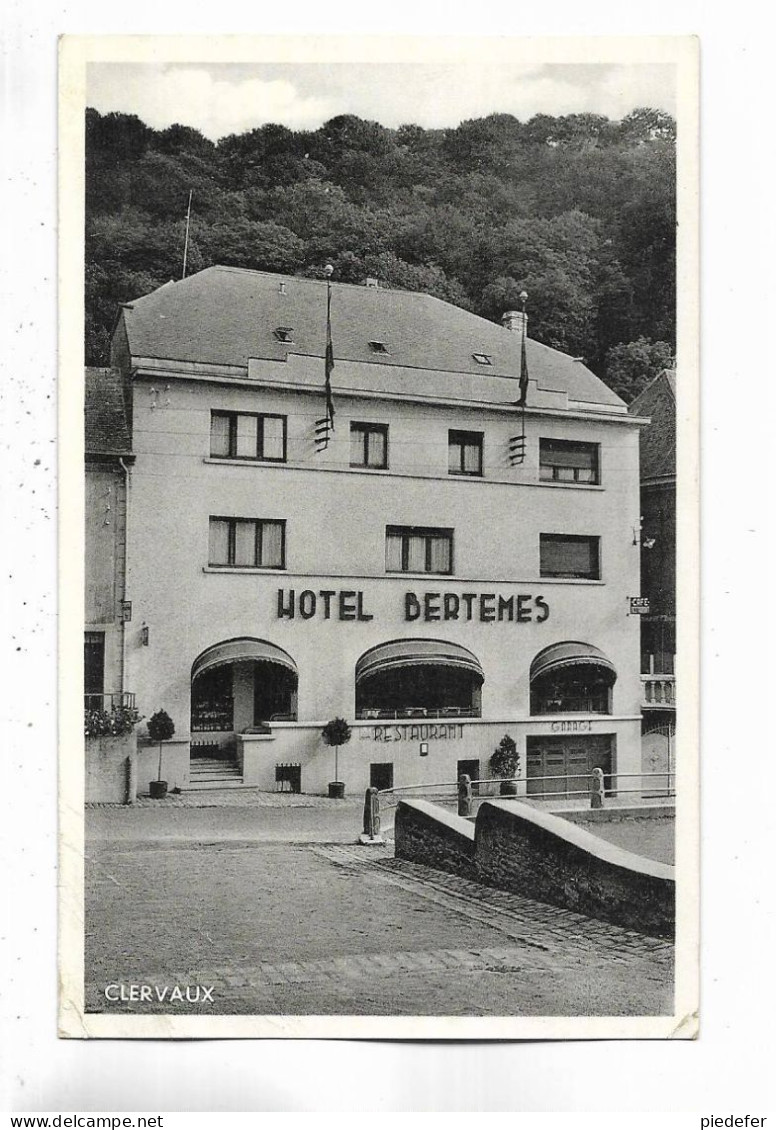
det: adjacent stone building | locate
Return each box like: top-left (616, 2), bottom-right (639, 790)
top-left (629, 369), bottom-right (677, 779)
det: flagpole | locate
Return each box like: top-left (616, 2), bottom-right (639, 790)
top-left (315, 263), bottom-right (336, 452)
top-left (182, 190), bottom-right (193, 279)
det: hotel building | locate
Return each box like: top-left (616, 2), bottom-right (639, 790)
top-left (100, 266), bottom-right (647, 797)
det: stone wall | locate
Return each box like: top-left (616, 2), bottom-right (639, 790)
top-left (393, 797), bottom-right (674, 937)
top-left (394, 799), bottom-right (476, 880)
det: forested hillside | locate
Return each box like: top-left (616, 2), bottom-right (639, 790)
top-left (85, 106), bottom-right (676, 399)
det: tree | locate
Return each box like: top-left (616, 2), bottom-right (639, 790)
top-left (604, 337), bottom-right (675, 402)
top-left (321, 717), bottom-right (352, 785)
top-left (147, 710), bottom-right (175, 783)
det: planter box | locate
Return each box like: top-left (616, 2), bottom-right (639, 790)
top-left (86, 731), bottom-right (137, 804)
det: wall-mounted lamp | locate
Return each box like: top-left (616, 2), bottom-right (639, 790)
top-left (632, 516), bottom-right (644, 546)
top-left (141, 623), bottom-right (149, 646)
top-left (419, 742), bottom-right (429, 757)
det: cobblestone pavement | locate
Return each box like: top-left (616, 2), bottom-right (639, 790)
top-left (85, 836), bottom-right (673, 1017)
top-left (88, 789), bottom-right (368, 809)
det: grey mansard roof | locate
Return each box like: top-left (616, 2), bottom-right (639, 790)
top-left (118, 265), bottom-right (625, 410)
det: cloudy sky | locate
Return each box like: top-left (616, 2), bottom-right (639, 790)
top-left (87, 60), bottom-right (676, 140)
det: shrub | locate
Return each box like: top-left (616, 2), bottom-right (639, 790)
top-left (489, 733), bottom-right (519, 780)
top-left (84, 706), bottom-right (138, 739)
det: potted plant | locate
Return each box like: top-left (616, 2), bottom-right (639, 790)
top-left (147, 709), bottom-right (175, 799)
top-left (321, 717), bottom-right (351, 799)
top-left (490, 733), bottom-right (520, 796)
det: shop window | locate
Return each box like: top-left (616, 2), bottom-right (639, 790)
top-left (209, 517), bottom-right (285, 569)
top-left (385, 526), bottom-right (453, 575)
top-left (540, 534), bottom-right (600, 579)
top-left (210, 411), bottom-right (286, 462)
top-left (191, 666), bottom-right (234, 732)
top-left (357, 665), bottom-right (481, 719)
top-left (254, 661), bottom-right (298, 723)
top-left (448, 430), bottom-right (483, 476)
top-left (539, 438), bottom-right (599, 484)
top-left (350, 422), bottom-right (388, 469)
top-left (531, 667), bottom-right (613, 715)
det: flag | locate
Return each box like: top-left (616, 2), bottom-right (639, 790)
top-left (324, 283), bottom-right (335, 429)
top-left (518, 318), bottom-right (529, 407)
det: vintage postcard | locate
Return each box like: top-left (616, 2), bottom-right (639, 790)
top-left (59, 33), bottom-right (699, 1039)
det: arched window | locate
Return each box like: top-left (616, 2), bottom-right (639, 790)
top-left (530, 642), bottom-right (616, 715)
top-left (355, 639), bottom-right (484, 720)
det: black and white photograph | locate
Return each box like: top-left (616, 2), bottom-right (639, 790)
top-left (59, 34), bottom-right (698, 1039)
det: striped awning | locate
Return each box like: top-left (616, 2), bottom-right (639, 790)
top-left (192, 638), bottom-right (297, 681)
top-left (356, 639), bottom-right (484, 684)
top-left (530, 641), bottom-right (617, 683)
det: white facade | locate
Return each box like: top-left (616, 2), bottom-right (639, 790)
top-left (111, 267), bottom-right (645, 797)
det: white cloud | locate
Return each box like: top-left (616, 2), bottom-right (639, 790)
top-left (88, 66), bottom-right (336, 139)
top-left (87, 61), bottom-right (675, 140)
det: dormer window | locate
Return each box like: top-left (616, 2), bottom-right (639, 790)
top-left (274, 327), bottom-right (294, 343)
top-left (472, 353), bottom-right (492, 365)
top-left (368, 340), bottom-right (389, 354)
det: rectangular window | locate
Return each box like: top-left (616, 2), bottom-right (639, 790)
top-left (210, 411), bottom-right (287, 462)
top-left (350, 422), bottom-right (388, 469)
top-left (84, 631), bottom-right (105, 706)
top-left (448, 430), bottom-right (483, 476)
top-left (209, 518), bottom-right (286, 569)
top-left (540, 534), bottom-right (600, 580)
top-left (539, 438), bottom-right (599, 484)
top-left (385, 526), bottom-right (453, 575)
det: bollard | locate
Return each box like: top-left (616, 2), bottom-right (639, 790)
top-left (362, 786), bottom-right (381, 839)
top-left (458, 773), bottom-right (473, 817)
top-left (590, 767), bottom-right (605, 809)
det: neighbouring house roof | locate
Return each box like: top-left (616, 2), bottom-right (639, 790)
top-left (629, 369), bottom-right (676, 480)
top-left (85, 367), bottom-right (132, 455)
top-left (118, 266), bottom-right (625, 410)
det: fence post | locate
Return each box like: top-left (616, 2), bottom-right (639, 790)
top-left (590, 767), bottom-right (604, 809)
top-left (362, 787), bottom-right (381, 840)
top-left (458, 774), bottom-right (473, 817)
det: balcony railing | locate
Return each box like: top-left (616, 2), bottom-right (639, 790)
top-left (641, 675), bottom-right (676, 709)
top-left (84, 691), bottom-right (136, 712)
top-left (356, 706), bottom-right (479, 721)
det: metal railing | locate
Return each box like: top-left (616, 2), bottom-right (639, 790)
top-left (84, 691), bottom-right (136, 711)
top-left (376, 770), bottom-right (675, 810)
top-left (356, 707), bottom-right (479, 720)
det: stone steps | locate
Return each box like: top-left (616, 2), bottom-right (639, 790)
top-left (188, 757), bottom-right (244, 790)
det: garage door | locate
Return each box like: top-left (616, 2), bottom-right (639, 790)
top-left (526, 736), bottom-right (613, 798)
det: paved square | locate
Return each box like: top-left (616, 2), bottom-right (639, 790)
top-left (85, 816), bottom-right (673, 1016)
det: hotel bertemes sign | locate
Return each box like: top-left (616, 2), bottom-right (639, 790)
top-left (276, 588), bottom-right (550, 624)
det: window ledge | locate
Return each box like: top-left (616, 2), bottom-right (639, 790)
top-left (538, 480), bottom-right (604, 490)
top-left (203, 566), bottom-right (286, 575)
top-left (204, 457), bottom-right (286, 467)
top-left (538, 577), bottom-right (605, 584)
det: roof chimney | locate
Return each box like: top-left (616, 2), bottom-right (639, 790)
top-left (501, 309), bottom-right (527, 334)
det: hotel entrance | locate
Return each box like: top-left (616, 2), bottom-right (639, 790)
top-left (189, 638), bottom-right (298, 761)
top-left (526, 735), bottom-right (614, 799)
